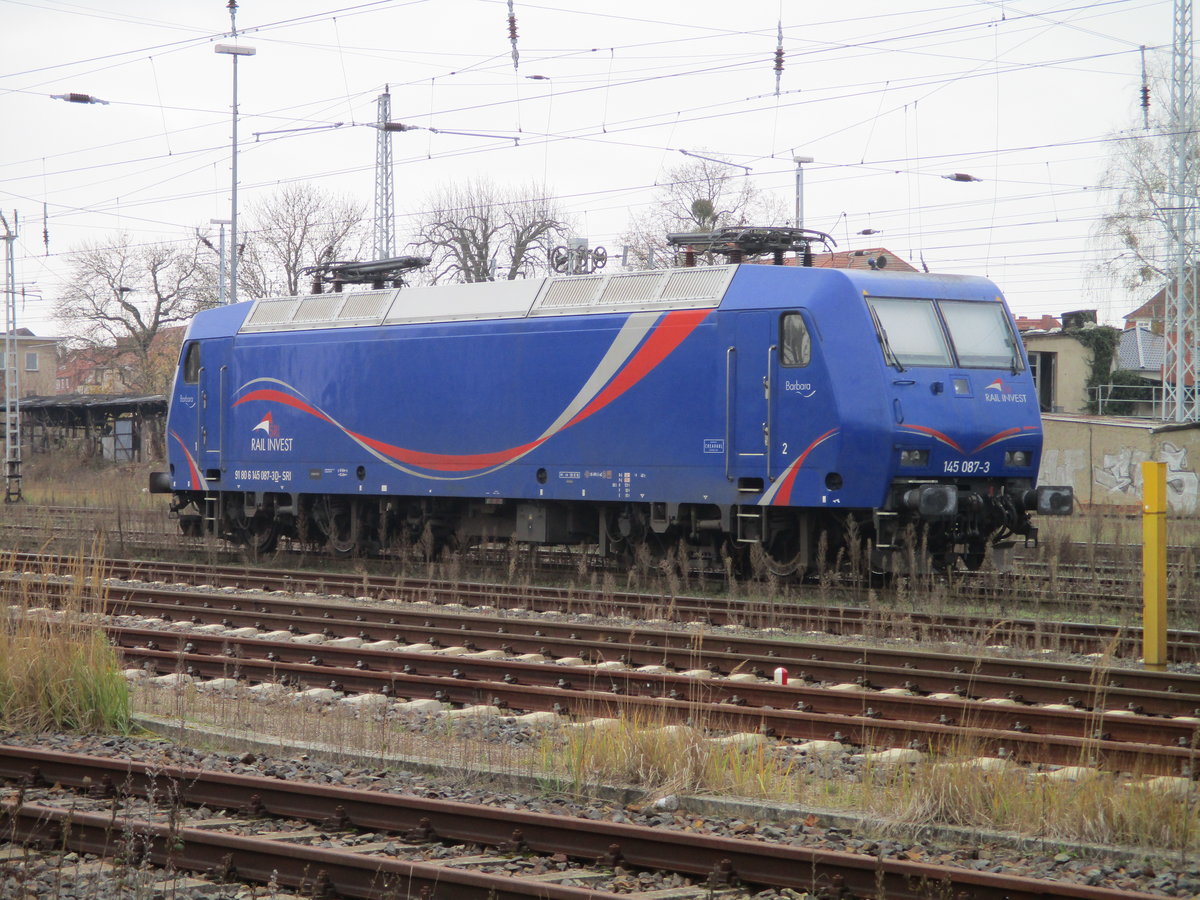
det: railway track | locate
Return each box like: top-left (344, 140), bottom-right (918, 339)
top-left (20, 567), bottom-right (1185, 773)
top-left (6, 538), bottom-right (1200, 896)
top-left (0, 743), bottom-right (1172, 899)
top-left (3, 506), bottom-right (1200, 624)
top-left (113, 623), bottom-right (1200, 775)
top-left (6, 548), bottom-right (1199, 772)
top-left (11, 549), bottom-right (1200, 661)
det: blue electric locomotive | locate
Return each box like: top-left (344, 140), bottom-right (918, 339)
top-left (151, 255), bottom-right (1072, 574)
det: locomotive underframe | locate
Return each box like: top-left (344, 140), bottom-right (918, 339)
top-left (162, 475), bottom-right (1056, 576)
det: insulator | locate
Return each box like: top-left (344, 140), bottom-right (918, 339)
top-left (773, 21), bottom-right (784, 95)
top-left (507, 0), bottom-right (519, 70)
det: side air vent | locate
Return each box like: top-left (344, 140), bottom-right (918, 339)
top-left (537, 276), bottom-right (605, 310)
top-left (293, 294), bottom-right (343, 323)
top-left (241, 298), bottom-right (303, 330)
top-left (337, 290), bottom-right (393, 322)
top-left (238, 264), bottom-right (736, 333)
top-left (529, 265), bottom-right (734, 316)
top-left (661, 266), bottom-right (733, 300)
top-left (598, 271), bottom-right (668, 304)
top-left (241, 290), bottom-right (398, 333)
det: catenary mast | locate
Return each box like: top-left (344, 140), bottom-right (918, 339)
top-left (1163, 0), bottom-right (1198, 421)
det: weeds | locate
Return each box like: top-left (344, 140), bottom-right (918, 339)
top-left (0, 545), bottom-right (130, 733)
top-left (867, 755), bottom-right (1200, 854)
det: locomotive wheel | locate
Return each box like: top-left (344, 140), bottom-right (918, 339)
top-left (313, 496), bottom-right (360, 557)
top-left (226, 501), bottom-right (279, 554)
top-left (760, 542), bottom-right (802, 580)
top-left (759, 512), bottom-right (805, 581)
top-left (245, 514), bottom-right (280, 554)
top-left (961, 538), bottom-right (988, 571)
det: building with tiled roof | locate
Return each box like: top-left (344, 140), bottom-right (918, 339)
top-left (1014, 314), bottom-right (1061, 332)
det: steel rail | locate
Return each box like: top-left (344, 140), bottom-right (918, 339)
top-left (9, 549), bottom-right (1199, 660)
top-left (0, 802), bottom-right (605, 900)
top-left (86, 583), bottom-right (1200, 713)
top-left (0, 746), bottom-right (1167, 900)
top-left (2, 516), bottom-right (1196, 617)
top-left (11, 571), bottom-right (1200, 707)
top-left (118, 643), bottom-right (1199, 774)
top-left (110, 625), bottom-right (1200, 750)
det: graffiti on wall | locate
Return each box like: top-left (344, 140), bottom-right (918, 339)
top-left (1039, 448), bottom-right (1087, 492)
top-left (1093, 441), bottom-right (1199, 513)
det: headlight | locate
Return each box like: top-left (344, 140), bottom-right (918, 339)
top-left (1004, 450), bottom-right (1032, 468)
top-left (899, 449), bottom-right (929, 467)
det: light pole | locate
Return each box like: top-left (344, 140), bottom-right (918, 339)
top-left (215, 1), bottom-right (255, 306)
top-left (793, 155), bottom-right (813, 231)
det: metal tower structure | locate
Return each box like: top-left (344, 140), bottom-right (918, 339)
top-left (374, 87), bottom-right (395, 260)
top-left (1, 211), bottom-right (21, 502)
top-left (1163, 0), bottom-right (1198, 421)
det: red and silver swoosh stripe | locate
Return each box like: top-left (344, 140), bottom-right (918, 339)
top-left (169, 430), bottom-right (208, 491)
top-left (899, 424), bottom-right (1039, 455)
top-left (758, 429), bottom-right (839, 506)
top-left (232, 308), bottom-right (711, 480)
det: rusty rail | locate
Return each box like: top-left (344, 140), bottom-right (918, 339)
top-left (0, 746), bottom-right (1168, 900)
top-left (116, 639), bottom-right (1200, 774)
top-left (8, 549), bottom-right (1200, 659)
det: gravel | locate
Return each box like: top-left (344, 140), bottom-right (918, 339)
top-left (2, 730), bottom-right (1196, 897)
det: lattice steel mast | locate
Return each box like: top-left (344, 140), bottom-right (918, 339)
top-left (1163, 0), bottom-right (1198, 421)
top-left (374, 87), bottom-right (395, 260)
top-left (1, 211), bottom-right (20, 502)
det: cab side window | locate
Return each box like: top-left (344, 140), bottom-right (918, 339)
top-left (780, 312), bottom-right (810, 367)
top-left (182, 342), bottom-right (201, 384)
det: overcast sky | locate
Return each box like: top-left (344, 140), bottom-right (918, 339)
top-left (0, 0), bottom-right (1175, 333)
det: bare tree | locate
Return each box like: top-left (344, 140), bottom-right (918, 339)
top-left (620, 154), bottom-right (788, 269)
top-left (55, 235), bottom-right (215, 394)
top-left (408, 179), bottom-right (572, 283)
top-left (1093, 71), bottom-right (1198, 295)
top-left (1095, 128), bottom-right (1177, 294)
top-left (235, 183), bottom-right (367, 298)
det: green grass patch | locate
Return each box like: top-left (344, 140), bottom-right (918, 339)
top-left (0, 549), bottom-right (131, 733)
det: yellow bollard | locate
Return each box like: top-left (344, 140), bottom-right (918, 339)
top-left (1141, 460), bottom-right (1168, 671)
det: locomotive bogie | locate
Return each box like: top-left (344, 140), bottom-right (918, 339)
top-left (152, 263), bottom-right (1072, 575)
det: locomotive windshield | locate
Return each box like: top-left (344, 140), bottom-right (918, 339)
top-left (867, 296), bottom-right (1022, 371)
top-left (938, 300), bottom-right (1023, 370)
top-left (865, 297), bottom-right (952, 367)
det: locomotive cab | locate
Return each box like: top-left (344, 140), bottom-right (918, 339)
top-left (860, 288), bottom-right (1072, 571)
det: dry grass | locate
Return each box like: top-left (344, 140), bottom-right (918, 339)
top-left (0, 546), bottom-right (130, 733)
top-left (541, 709), bottom-right (1200, 854)
top-left (132, 680), bottom-right (539, 777)
top-left (536, 710), bottom-right (804, 803)
top-left (863, 755), bottom-right (1200, 857)
top-left (131, 679), bottom-right (1200, 856)
top-left (22, 454), bottom-right (159, 511)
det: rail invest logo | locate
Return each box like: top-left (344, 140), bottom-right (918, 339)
top-left (983, 378), bottom-right (1027, 404)
top-left (250, 412), bottom-right (294, 451)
